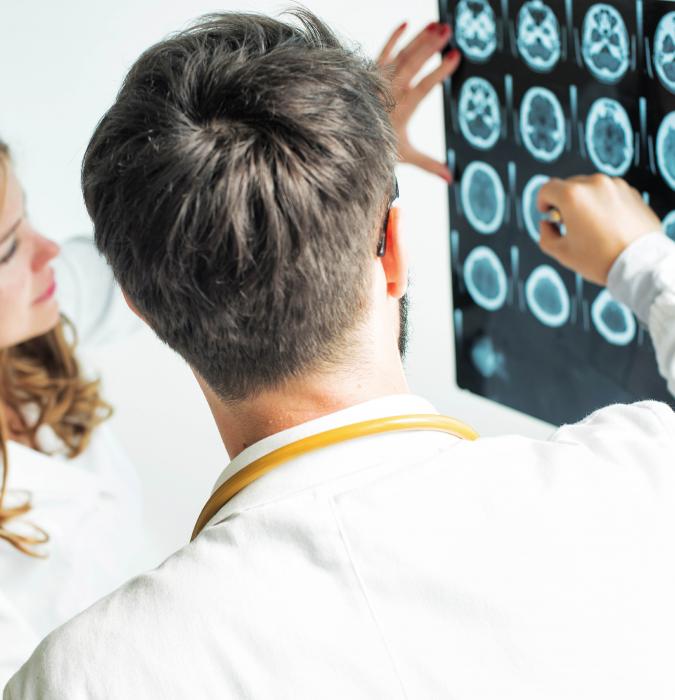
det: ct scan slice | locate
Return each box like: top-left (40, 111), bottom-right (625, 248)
top-left (656, 111), bottom-right (675, 190)
top-left (581, 3), bottom-right (630, 84)
top-left (516, 0), bottom-right (562, 73)
top-left (463, 245), bottom-right (508, 311)
top-left (654, 12), bottom-right (675, 94)
top-left (522, 174), bottom-right (550, 243)
top-left (458, 77), bottom-right (501, 150)
top-left (470, 336), bottom-right (507, 379)
top-left (519, 86), bottom-right (566, 162)
top-left (524, 265), bottom-right (571, 328)
top-left (460, 160), bottom-right (506, 233)
top-left (585, 97), bottom-right (634, 176)
top-left (591, 290), bottom-right (637, 346)
top-left (455, 0), bottom-right (497, 62)
top-left (664, 211), bottom-right (675, 241)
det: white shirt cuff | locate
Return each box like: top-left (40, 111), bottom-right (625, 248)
top-left (606, 232), bottom-right (675, 325)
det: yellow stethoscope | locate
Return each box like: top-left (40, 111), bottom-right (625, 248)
top-left (192, 414), bottom-right (479, 541)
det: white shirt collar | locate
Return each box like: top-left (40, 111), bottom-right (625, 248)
top-left (210, 393), bottom-right (438, 496)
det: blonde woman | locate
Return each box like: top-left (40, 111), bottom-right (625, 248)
top-left (0, 141), bottom-right (144, 683)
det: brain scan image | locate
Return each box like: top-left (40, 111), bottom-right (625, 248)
top-left (582, 4), bottom-right (630, 84)
top-left (460, 161), bottom-right (506, 234)
top-left (656, 111), bottom-right (675, 190)
top-left (522, 174), bottom-right (550, 243)
top-left (455, 0), bottom-right (497, 63)
top-left (463, 246), bottom-right (508, 311)
top-left (458, 77), bottom-right (501, 150)
top-left (664, 211), bottom-right (675, 241)
top-left (516, 1), bottom-right (561, 72)
top-left (654, 12), bottom-right (675, 94)
top-left (519, 87), bottom-right (566, 162)
top-left (442, 3), bottom-right (675, 423)
top-left (470, 336), bottom-right (507, 379)
top-left (525, 265), bottom-right (570, 327)
top-left (585, 98), bottom-right (634, 176)
top-left (591, 290), bottom-right (636, 346)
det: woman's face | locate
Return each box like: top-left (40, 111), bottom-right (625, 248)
top-left (0, 162), bottom-right (60, 349)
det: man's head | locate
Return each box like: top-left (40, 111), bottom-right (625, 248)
top-left (83, 11), bottom-right (402, 401)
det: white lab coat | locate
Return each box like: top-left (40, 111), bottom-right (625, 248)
top-left (5, 233), bottom-right (675, 699)
top-left (0, 238), bottom-right (144, 687)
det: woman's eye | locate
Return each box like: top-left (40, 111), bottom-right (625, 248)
top-left (0, 238), bottom-right (18, 264)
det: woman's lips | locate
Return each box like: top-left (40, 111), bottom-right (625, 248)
top-left (33, 279), bottom-right (57, 304)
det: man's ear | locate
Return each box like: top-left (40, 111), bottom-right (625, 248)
top-left (121, 289), bottom-right (147, 324)
top-left (380, 207), bottom-right (408, 299)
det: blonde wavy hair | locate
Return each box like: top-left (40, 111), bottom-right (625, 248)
top-left (0, 142), bottom-right (112, 557)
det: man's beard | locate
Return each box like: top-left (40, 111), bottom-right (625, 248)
top-left (398, 293), bottom-right (409, 360)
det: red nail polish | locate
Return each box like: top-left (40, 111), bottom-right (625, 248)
top-left (437, 23), bottom-right (451, 36)
top-left (399, 21), bottom-right (408, 31)
top-left (426, 22), bottom-right (438, 32)
top-left (445, 48), bottom-right (460, 61)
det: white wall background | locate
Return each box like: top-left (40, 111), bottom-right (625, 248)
top-left (0, 0), bottom-right (552, 565)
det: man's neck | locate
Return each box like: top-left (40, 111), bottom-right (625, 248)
top-left (195, 364), bottom-right (409, 460)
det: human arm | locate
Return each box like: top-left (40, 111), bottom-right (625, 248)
top-left (606, 234), bottom-right (675, 397)
top-left (377, 21), bottom-right (461, 182)
top-left (53, 236), bottom-right (141, 349)
top-left (537, 175), bottom-right (675, 397)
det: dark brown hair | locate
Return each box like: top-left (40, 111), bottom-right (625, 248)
top-left (82, 10), bottom-right (397, 401)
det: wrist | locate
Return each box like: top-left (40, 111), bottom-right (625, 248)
top-left (607, 232), bottom-right (675, 324)
top-left (601, 228), bottom-right (656, 284)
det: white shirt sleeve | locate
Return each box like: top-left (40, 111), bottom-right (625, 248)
top-left (607, 232), bottom-right (675, 398)
top-left (53, 237), bottom-right (142, 349)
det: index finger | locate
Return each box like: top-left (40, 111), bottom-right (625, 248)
top-left (535, 177), bottom-right (583, 213)
top-left (536, 178), bottom-right (564, 213)
top-left (395, 23), bottom-right (453, 87)
top-left (377, 21), bottom-right (409, 66)
top-left (537, 175), bottom-right (597, 214)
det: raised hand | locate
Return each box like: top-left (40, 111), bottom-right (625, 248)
top-left (378, 22), bottom-right (461, 183)
top-left (537, 174), bottom-right (664, 286)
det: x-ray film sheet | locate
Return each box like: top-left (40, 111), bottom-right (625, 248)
top-left (439, 0), bottom-right (675, 424)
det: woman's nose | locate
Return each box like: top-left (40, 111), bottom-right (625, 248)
top-left (31, 232), bottom-right (60, 272)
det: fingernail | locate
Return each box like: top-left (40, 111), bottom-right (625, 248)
top-left (399, 21), bottom-right (408, 31)
top-left (445, 48), bottom-right (461, 61)
top-left (437, 23), bottom-right (451, 36)
top-left (426, 22), bottom-right (438, 32)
